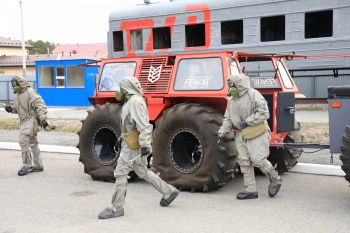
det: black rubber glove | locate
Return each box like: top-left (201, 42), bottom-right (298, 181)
top-left (217, 132), bottom-right (225, 144)
top-left (5, 105), bottom-right (12, 113)
top-left (40, 119), bottom-right (49, 129)
top-left (239, 121), bottom-right (249, 129)
top-left (116, 137), bottom-right (123, 149)
top-left (141, 146), bottom-right (152, 157)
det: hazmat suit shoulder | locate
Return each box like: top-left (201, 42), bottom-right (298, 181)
top-left (120, 77), bottom-right (153, 147)
top-left (12, 76), bottom-right (47, 123)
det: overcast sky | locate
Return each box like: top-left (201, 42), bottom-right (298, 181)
top-left (0, 0), bottom-right (170, 44)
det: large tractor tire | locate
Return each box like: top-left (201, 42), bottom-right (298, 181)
top-left (268, 122), bottom-right (303, 174)
top-left (78, 103), bottom-right (122, 182)
top-left (340, 125), bottom-right (350, 184)
top-left (152, 103), bottom-right (237, 192)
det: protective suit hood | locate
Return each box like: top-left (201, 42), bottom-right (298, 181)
top-left (229, 74), bottom-right (251, 96)
top-left (12, 76), bottom-right (30, 93)
top-left (119, 77), bottom-right (143, 99)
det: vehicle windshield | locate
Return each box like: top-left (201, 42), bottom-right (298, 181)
top-left (99, 62), bottom-right (137, 92)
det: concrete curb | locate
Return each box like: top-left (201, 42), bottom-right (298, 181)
top-left (289, 162), bottom-right (345, 176)
top-left (0, 142), bottom-right (79, 154)
top-left (0, 142), bottom-right (345, 177)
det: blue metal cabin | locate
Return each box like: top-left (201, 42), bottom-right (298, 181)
top-left (35, 59), bottom-right (98, 106)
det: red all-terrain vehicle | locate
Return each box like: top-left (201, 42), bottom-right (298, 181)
top-left (78, 51), bottom-right (303, 191)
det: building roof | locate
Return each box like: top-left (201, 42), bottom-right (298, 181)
top-left (52, 43), bottom-right (107, 58)
top-left (0, 54), bottom-right (100, 67)
top-left (0, 36), bottom-right (33, 48)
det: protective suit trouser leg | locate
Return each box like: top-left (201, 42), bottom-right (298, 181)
top-left (240, 165), bottom-right (257, 192)
top-left (133, 157), bottom-right (175, 198)
top-left (236, 133), bottom-right (257, 192)
top-left (19, 133), bottom-right (32, 167)
top-left (111, 176), bottom-right (128, 213)
top-left (30, 136), bottom-right (43, 168)
top-left (247, 132), bottom-right (280, 181)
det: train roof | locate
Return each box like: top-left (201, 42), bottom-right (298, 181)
top-left (109, 0), bottom-right (287, 21)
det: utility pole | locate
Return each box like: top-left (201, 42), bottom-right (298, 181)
top-left (19, 0), bottom-right (27, 78)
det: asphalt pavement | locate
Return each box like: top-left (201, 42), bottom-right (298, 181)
top-left (0, 150), bottom-right (349, 233)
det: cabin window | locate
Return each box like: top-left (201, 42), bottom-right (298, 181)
top-left (261, 15), bottom-right (285, 42)
top-left (113, 31), bottom-right (124, 52)
top-left (130, 29), bottom-right (143, 50)
top-left (305, 10), bottom-right (333, 39)
top-left (99, 62), bottom-right (137, 92)
top-left (174, 57), bottom-right (224, 91)
top-left (56, 66), bottom-right (65, 88)
top-left (221, 20), bottom-right (243, 44)
top-left (153, 27), bottom-right (171, 49)
top-left (185, 23), bottom-right (205, 47)
top-left (67, 66), bottom-right (84, 88)
top-left (38, 66), bottom-right (54, 87)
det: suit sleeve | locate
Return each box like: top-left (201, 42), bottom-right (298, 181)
top-left (218, 105), bottom-right (233, 134)
top-left (245, 91), bottom-right (270, 125)
top-left (129, 97), bottom-right (153, 147)
top-left (28, 89), bottom-right (47, 122)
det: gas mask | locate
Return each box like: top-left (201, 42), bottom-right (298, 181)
top-left (227, 80), bottom-right (238, 97)
top-left (11, 79), bottom-right (21, 93)
top-left (115, 87), bottom-right (126, 102)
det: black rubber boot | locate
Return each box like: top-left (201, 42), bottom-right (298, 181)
top-left (268, 178), bottom-right (282, 197)
top-left (236, 191), bottom-right (258, 200)
top-left (160, 189), bottom-right (180, 207)
top-left (98, 207), bottom-right (124, 219)
top-left (18, 166), bottom-right (33, 176)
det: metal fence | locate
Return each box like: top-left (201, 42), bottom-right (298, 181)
top-left (292, 69), bottom-right (350, 98)
top-left (0, 75), bottom-right (36, 103)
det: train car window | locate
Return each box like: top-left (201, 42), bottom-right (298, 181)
top-left (185, 23), bottom-right (205, 47)
top-left (174, 57), bottom-right (224, 91)
top-left (38, 66), bottom-right (54, 87)
top-left (261, 15), bottom-right (285, 42)
top-left (305, 10), bottom-right (333, 39)
top-left (153, 27), bottom-right (171, 49)
top-left (113, 31), bottom-right (124, 52)
top-left (221, 20), bottom-right (243, 44)
top-left (130, 29), bottom-right (143, 50)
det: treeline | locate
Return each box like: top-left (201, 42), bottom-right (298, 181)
top-left (26, 40), bottom-right (57, 55)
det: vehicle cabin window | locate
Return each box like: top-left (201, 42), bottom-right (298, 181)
top-left (67, 66), bottom-right (84, 87)
top-left (221, 20), bottom-right (243, 44)
top-left (261, 15), bottom-right (285, 42)
top-left (99, 62), bottom-right (137, 92)
top-left (185, 23), bottom-right (205, 47)
top-left (230, 60), bottom-right (240, 75)
top-left (153, 27), bottom-right (171, 49)
top-left (38, 66), bottom-right (54, 87)
top-left (56, 66), bottom-right (65, 88)
top-left (113, 31), bottom-right (124, 52)
top-left (305, 10), bottom-right (333, 39)
top-left (276, 61), bottom-right (293, 89)
top-left (240, 60), bottom-right (281, 89)
top-left (130, 29), bottom-right (143, 50)
top-left (174, 57), bottom-right (224, 90)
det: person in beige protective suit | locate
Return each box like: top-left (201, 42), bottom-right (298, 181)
top-left (5, 76), bottom-right (49, 176)
top-left (98, 77), bottom-right (180, 219)
top-left (218, 74), bottom-right (282, 200)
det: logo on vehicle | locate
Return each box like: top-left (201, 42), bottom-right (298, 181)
top-left (148, 65), bottom-right (162, 83)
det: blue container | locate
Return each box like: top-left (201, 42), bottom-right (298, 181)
top-left (35, 59), bottom-right (98, 106)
